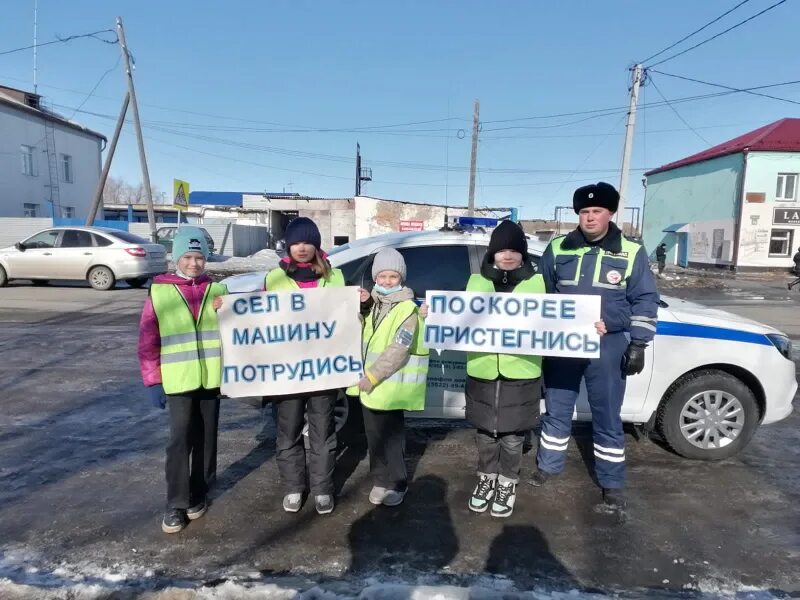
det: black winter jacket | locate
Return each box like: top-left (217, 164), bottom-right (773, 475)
top-left (464, 252), bottom-right (542, 435)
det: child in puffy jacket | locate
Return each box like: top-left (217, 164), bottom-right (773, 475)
top-left (349, 248), bottom-right (429, 507)
top-left (138, 227), bottom-right (228, 534)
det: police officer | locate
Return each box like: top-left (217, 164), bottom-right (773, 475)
top-left (531, 182), bottom-right (659, 507)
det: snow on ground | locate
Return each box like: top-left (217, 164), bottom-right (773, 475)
top-left (0, 557), bottom-right (792, 600)
top-left (167, 249), bottom-right (280, 277)
top-left (0, 579), bottom-right (791, 600)
top-left (207, 250), bottom-right (280, 275)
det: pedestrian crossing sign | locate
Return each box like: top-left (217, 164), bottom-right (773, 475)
top-left (173, 179), bottom-right (190, 210)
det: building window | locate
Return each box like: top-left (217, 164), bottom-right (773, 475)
top-left (776, 173), bottom-right (797, 201)
top-left (62, 206), bottom-right (75, 218)
top-left (20, 145), bottom-right (37, 176)
top-left (769, 229), bottom-right (793, 257)
top-left (23, 203), bottom-right (40, 217)
top-left (60, 154), bottom-right (73, 183)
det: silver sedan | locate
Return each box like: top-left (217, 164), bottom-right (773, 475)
top-left (0, 226), bottom-right (168, 290)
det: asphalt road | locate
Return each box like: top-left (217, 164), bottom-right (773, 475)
top-left (0, 278), bottom-right (797, 597)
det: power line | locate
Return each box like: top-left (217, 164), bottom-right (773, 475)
top-left (541, 113), bottom-right (629, 218)
top-left (13, 69), bottom-right (784, 137)
top-left (647, 0), bottom-right (789, 67)
top-left (67, 56), bottom-right (121, 120)
top-left (640, 0), bottom-right (753, 64)
top-left (649, 70), bottom-right (800, 106)
top-left (0, 29), bottom-right (117, 57)
top-left (143, 133), bottom-right (608, 189)
top-left (648, 76), bottom-right (712, 145)
top-left (480, 124), bottom-right (743, 141)
top-left (50, 102), bottom-right (651, 175)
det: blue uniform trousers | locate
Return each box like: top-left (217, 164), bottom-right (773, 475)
top-left (536, 332), bottom-right (628, 489)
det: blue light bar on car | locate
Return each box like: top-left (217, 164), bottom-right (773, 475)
top-left (455, 216), bottom-right (498, 228)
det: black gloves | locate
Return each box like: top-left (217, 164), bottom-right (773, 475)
top-left (623, 342), bottom-right (647, 376)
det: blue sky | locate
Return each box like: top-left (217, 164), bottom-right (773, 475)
top-left (1, 0), bottom-right (798, 219)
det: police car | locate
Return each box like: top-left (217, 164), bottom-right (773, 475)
top-left (222, 221), bottom-right (796, 461)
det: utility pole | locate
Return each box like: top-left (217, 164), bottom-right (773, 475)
top-left (86, 93), bottom-right (129, 225)
top-left (616, 64), bottom-right (643, 226)
top-left (116, 17), bottom-right (157, 242)
top-left (33, 0), bottom-right (38, 94)
top-left (354, 142), bottom-right (372, 197)
top-left (467, 99), bottom-right (480, 217)
top-left (355, 143), bottom-right (362, 196)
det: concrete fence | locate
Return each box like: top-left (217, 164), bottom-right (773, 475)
top-left (0, 218), bottom-right (53, 248)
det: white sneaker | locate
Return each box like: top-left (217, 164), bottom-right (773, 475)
top-left (315, 494), bottom-right (335, 515)
top-left (282, 493), bottom-right (303, 513)
top-left (469, 475), bottom-right (496, 513)
top-left (369, 486), bottom-right (388, 505)
top-left (490, 481), bottom-right (516, 518)
top-left (382, 489), bottom-right (406, 507)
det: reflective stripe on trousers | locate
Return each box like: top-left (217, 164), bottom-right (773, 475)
top-left (536, 331), bottom-right (628, 489)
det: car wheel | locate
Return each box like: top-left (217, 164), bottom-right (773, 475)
top-left (0, 265), bottom-right (7, 287)
top-left (32, 279), bottom-right (48, 286)
top-left (125, 277), bottom-right (149, 288)
top-left (88, 266), bottom-right (116, 291)
top-left (657, 369), bottom-right (760, 460)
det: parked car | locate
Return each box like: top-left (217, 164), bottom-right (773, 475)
top-left (156, 226), bottom-right (216, 257)
top-left (221, 229), bottom-right (796, 460)
top-left (0, 226), bottom-right (168, 290)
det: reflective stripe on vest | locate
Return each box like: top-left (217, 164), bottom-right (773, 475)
top-left (465, 274), bottom-right (544, 381)
top-left (348, 299), bottom-right (430, 411)
top-left (151, 282), bottom-right (227, 395)
top-left (549, 236), bottom-right (639, 289)
top-left (265, 267), bottom-right (345, 291)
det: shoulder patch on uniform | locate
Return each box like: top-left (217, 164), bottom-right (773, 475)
top-left (395, 329), bottom-right (413, 347)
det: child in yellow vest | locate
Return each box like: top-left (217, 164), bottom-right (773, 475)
top-left (138, 227), bottom-right (228, 534)
top-left (350, 248), bottom-right (429, 506)
top-left (465, 222), bottom-right (544, 518)
top-left (465, 221), bottom-right (606, 518)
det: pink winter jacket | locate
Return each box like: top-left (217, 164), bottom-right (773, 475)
top-left (138, 273), bottom-right (215, 387)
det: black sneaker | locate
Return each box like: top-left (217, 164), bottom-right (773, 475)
top-left (602, 488), bottom-right (627, 508)
top-left (490, 481), bottom-right (516, 518)
top-left (468, 475), bottom-right (496, 513)
top-left (186, 499), bottom-right (208, 521)
top-left (528, 470), bottom-right (550, 487)
top-left (161, 508), bottom-right (187, 534)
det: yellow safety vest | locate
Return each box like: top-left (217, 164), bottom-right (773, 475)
top-left (465, 274), bottom-right (544, 380)
top-left (347, 300), bottom-right (430, 411)
top-left (549, 235), bottom-right (639, 289)
top-left (151, 282), bottom-right (227, 395)
top-left (265, 267), bottom-right (345, 290)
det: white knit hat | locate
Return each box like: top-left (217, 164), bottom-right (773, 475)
top-left (372, 247), bottom-right (406, 281)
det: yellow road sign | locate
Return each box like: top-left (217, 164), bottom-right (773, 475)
top-left (173, 179), bottom-right (190, 210)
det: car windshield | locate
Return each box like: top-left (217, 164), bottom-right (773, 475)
top-left (105, 230), bottom-right (150, 244)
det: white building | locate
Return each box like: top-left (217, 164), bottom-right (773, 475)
top-left (643, 118), bottom-right (800, 270)
top-left (0, 84), bottom-right (105, 219)
top-left (241, 194), bottom-right (516, 248)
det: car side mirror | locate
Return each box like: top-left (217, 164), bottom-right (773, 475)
top-left (15, 242), bottom-right (25, 252)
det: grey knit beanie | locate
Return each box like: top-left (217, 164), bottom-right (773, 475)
top-left (372, 247), bottom-right (406, 281)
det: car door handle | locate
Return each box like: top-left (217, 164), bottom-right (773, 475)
top-left (83, 252), bottom-right (92, 255)
top-left (43, 252), bottom-right (52, 256)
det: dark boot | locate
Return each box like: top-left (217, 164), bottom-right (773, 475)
top-left (186, 499), bottom-right (208, 521)
top-left (602, 488), bottom-right (627, 508)
top-left (528, 470), bottom-right (550, 487)
top-left (162, 508), bottom-right (187, 534)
